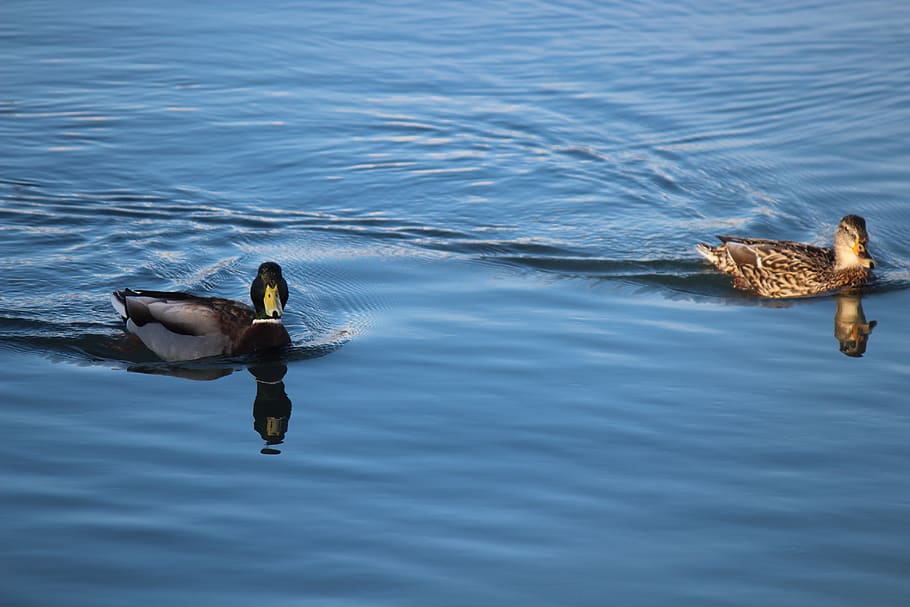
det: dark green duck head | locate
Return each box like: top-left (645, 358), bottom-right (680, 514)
top-left (251, 261), bottom-right (289, 320)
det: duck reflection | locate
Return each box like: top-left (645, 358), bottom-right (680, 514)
top-left (248, 363), bottom-right (292, 454)
top-left (126, 359), bottom-right (293, 453)
top-left (686, 289), bottom-right (879, 358)
top-left (833, 294), bottom-right (877, 357)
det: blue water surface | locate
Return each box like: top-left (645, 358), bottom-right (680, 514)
top-left (2, 1), bottom-right (910, 605)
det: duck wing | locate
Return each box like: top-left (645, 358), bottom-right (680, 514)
top-left (713, 237), bottom-right (838, 297)
top-left (116, 290), bottom-right (242, 335)
top-left (112, 290), bottom-right (255, 361)
top-left (718, 236), bottom-right (833, 273)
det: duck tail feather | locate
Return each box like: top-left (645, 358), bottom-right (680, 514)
top-left (111, 291), bottom-right (128, 321)
top-left (695, 243), bottom-right (718, 262)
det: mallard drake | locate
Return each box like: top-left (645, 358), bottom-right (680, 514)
top-left (696, 215), bottom-right (875, 298)
top-left (111, 261), bottom-right (291, 362)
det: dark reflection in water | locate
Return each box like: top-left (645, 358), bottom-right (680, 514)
top-left (126, 364), bottom-right (234, 381)
top-left (126, 359), bottom-right (294, 454)
top-left (834, 295), bottom-right (877, 358)
top-left (248, 363), bottom-right (292, 455)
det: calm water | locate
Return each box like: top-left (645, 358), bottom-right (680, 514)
top-left (2, 1), bottom-right (910, 605)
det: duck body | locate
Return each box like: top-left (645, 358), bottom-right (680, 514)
top-left (696, 215), bottom-right (875, 298)
top-left (112, 262), bottom-right (291, 362)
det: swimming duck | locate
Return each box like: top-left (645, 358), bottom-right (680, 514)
top-left (696, 215), bottom-right (875, 298)
top-left (111, 262), bottom-right (291, 362)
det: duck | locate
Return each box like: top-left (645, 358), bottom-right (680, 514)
top-left (696, 215), bottom-right (875, 298)
top-left (111, 261), bottom-right (291, 362)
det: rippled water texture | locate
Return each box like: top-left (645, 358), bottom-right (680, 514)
top-left (2, 1), bottom-right (910, 605)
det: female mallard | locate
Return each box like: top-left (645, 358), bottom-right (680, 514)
top-left (111, 261), bottom-right (291, 362)
top-left (696, 215), bottom-right (875, 298)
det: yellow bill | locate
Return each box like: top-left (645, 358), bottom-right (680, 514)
top-left (263, 284), bottom-right (283, 319)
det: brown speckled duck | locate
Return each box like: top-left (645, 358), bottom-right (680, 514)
top-left (696, 215), bottom-right (875, 298)
top-left (111, 262), bottom-right (291, 362)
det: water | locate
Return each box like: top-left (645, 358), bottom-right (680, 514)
top-left (2, 1), bottom-right (910, 605)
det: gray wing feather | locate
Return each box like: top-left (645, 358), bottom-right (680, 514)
top-left (114, 292), bottom-right (248, 361)
top-left (142, 299), bottom-right (224, 336)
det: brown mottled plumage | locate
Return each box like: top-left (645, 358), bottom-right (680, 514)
top-left (111, 262), bottom-right (291, 362)
top-left (696, 215), bottom-right (875, 298)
